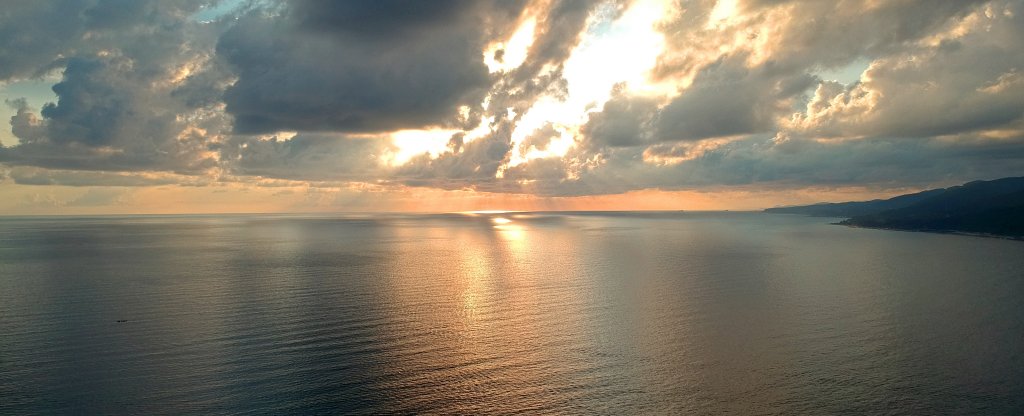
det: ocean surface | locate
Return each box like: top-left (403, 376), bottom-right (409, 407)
top-left (1, 211), bottom-right (1023, 414)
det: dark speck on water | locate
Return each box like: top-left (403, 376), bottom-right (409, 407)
top-left (1, 212), bottom-right (1023, 414)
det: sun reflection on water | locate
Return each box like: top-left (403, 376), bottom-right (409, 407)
top-left (491, 217), bottom-right (526, 245)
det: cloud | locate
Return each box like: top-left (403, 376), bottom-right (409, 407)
top-left (581, 85), bottom-right (659, 148)
top-left (0, 0), bottom-right (210, 81)
top-left (41, 57), bottom-right (180, 147)
top-left (396, 118), bottom-right (517, 188)
top-left (290, 0), bottom-right (504, 40)
top-left (5, 166), bottom-right (210, 187)
top-left (786, 1), bottom-right (1024, 138)
top-left (218, 1), bottom-right (528, 134)
top-left (223, 133), bottom-right (394, 181)
top-left (1, 57), bottom-right (222, 172)
top-left (6, 99), bottom-right (46, 144)
top-left (0, 1), bottom-right (224, 173)
top-left (654, 56), bottom-right (816, 141)
top-left (654, 0), bottom-right (987, 81)
top-left (65, 187), bottom-right (130, 206)
top-left (499, 131), bottom-right (1024, 196)
top-left (0, 1), bottom-right (100, 80)
top-left (518, 122), bottom-right (560, 155)
top-left (1, 0), bottom-right (1024, 206)
top-left (581, 55), bottom-right (815, 149)
top-left (515, 0), bottom-right (615, 77)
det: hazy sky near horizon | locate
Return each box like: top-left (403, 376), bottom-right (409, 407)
top-left (1, 0), bottom-right (1023, 214)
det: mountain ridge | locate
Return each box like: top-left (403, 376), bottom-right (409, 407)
top-left (764, 177), bottom-right (1024, 239)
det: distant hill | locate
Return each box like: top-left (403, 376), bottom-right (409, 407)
top-left (764, 188), bottom-right (947, 217)
top-left (765, 177), bottom-right (1024, 239)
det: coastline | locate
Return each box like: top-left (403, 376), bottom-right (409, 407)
top-left (833, 222), bottom-right (1024, 241)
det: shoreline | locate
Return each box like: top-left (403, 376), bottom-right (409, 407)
top-left (833, 222), bottom-right (1024, 241)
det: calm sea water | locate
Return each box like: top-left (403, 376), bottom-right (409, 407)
top-left (1, 212), bottom-right (1022, 414)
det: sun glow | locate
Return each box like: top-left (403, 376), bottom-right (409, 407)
top-left (484, 18), bottom-right (537, 73)
top-left (387, 0), bottom-right (671, 174)
top-left (562, 0), bottom-right (670, 102)
top-left (387, 129), bottom-right (459, 166)
top-left (463, 115), bottom-right (495, 145)
top-left (707, 0), bottom-right (739, 27)
top-left (504, 0), bottom-right (670, 169)
top-left (491, 217), bottom-right (526, 244)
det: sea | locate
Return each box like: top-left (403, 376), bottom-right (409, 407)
top-left (1, 211), bottom-right (1022, 414)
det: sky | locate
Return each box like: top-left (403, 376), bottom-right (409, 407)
top-left (1, 0), bottom-right (1023, 214)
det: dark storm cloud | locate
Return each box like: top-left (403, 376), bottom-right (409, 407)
top-left (0, 0), bottom-right (224, 174)
top-left (222, 133), bottom-right (394, 181)
top-left (661, 134), bottom-right (1024, 188)
top-left (583, 58), bottom-right (815, 148)
top-left (499, 132), bottom-right (1024, 196)
top-left (218, 1), bottom-right (527, 135)
top-left (0, 1), bottom-right (90, 80)
top-left (40, 57), bottom-right (178, 146)
top-left (290, 0), bottom-right (502, 40)
top-left (0, 0), bottom-right (211, 81)
top-left (581, 86), bottom-right (659, 148)
top-left (654, 58), bottom-right (816, 141)
top-left (1, 55), bottom-right (221, 170)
